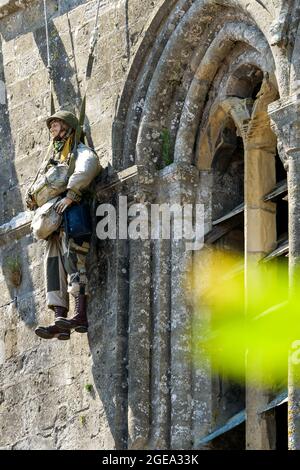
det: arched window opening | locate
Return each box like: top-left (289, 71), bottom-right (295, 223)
top-left (211, 118), bottom-right (244, 254)
top-left (275, 152), bottom-right (288, 244)
top-left (260, 148), bottom-right (288, 450)
top-left (207, 117), bottom-right (246, 449)
top-left (226, 65), bottom-right (264, 100)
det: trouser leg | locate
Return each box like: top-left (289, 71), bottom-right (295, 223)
top-left (63, 236), bottom-right (90, 297)
top-left (55, 235), bottom-right (90, 333)
top-left (35, 232), bottom-right (70, 340)
top-left (45, 232), bottom-right (69, 310)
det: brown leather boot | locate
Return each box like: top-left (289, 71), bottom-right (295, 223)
top-left (54, 306), bottom-right (68, 327)
top-left (55, 295), bottom-right (88, 333)
top-left (35, 307), bottom-right (70, 340)
top-left (35, 324), bottom-right (70, 340)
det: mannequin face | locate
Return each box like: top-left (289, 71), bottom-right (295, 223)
top-left (49, 119), bottom-right (67, 140)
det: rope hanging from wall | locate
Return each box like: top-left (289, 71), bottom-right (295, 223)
top-left (43, 0), bottom-right (55, 115)
top-left (43, 0), bottom-right (102, 140)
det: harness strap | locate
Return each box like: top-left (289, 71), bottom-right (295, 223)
top-left (28, 141), bottom-right (53, 195)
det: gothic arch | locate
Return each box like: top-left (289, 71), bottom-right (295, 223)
top-left (110, 0), bottom-right (292, 450)
top-left (196, 97), bottom-right (252, 171)
top-left (113, 0), bottom-right (290, 173)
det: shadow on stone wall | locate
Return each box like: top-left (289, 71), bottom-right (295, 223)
top-left (0, 0), bottom-right (125, 448)
top-left (0, 1), bottom-right (99, 325)
top-left (34, 15), bottom-right (128, 445)
top-left (0, 36), bottom-right (22, 224)
top-left (33, 15), bottom-right (95, 149)
top-left (0, 36), bottom-right (37, 325)
top-left (33, 13), bottom-right (125, 444)
top-left (125, 0), bottom-right (130, 63)
top-left (85, 203), bottom-right (129, 449)
top-left (0, 1), bottom-right (90, 326)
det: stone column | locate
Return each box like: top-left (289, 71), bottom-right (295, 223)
top-left (149, 236), bottom-right (171, 449)
top-left (244, 112), bottom-right (277, 450)
top-left (166, 163), bottom-right (200, 449)
top-left (286, 148), bottom-right (300, 450)
top-left (111, 234), bottom-right (130, 450)
top-left (192, 169), bottom-right (214, 448)
top-left (269, 94), bottom-right (300, 450)
top-left (97, 166), bottom-right (155, 450)
top-left (126, 173), bottom-right (154, 450)
top-left (127, 233), bottom-right (152, 449)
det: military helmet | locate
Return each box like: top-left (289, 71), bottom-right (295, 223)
top-left (46, 110), bottom-right (79, 130)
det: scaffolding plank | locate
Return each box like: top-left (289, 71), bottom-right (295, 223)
top-left (197, 410), bottom-right (246, 446)
top-left (259, 390), bottom-right (288, 414)
top-left (205, 213), bottom-right (243, 244)
top-left (254, 301), bottom-right (288, 321)
top-left (263, 180), bottom-right (287, 202)
top-left (262, 239), bottom-right (289, 262)
top-left (212, 203), bottom-right (244, 226)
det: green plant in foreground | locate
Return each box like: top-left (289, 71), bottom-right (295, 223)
top-left (188, 248), bottom-right (294, 388)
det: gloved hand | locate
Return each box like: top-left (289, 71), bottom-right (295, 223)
top-left (54, 197), bottom-right (73, 214)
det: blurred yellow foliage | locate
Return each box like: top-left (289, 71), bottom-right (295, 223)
top-left (187, 248), bottom-right (296, 387)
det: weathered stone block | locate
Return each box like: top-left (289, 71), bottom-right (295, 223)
top-left (0, 0), bottom-right (32, 19)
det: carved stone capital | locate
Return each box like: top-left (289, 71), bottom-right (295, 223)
top-left (197, 97), bottom-right (253, 170)
top-left (246, 76), bottom-right (278, 148)
top-left (96, 164), bottom-right (156, 206)
top-left (96, 162), bottom-right (199, 207)
top-left (157, 162), bottom-right (199, 205)
top-left (268, 95), bottom-right (300, 169)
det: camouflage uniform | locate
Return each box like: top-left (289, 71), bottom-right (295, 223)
top-left (45, 141), bottom-right (100, 311)
top-left (31, 111), bottom-right (101, 340)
